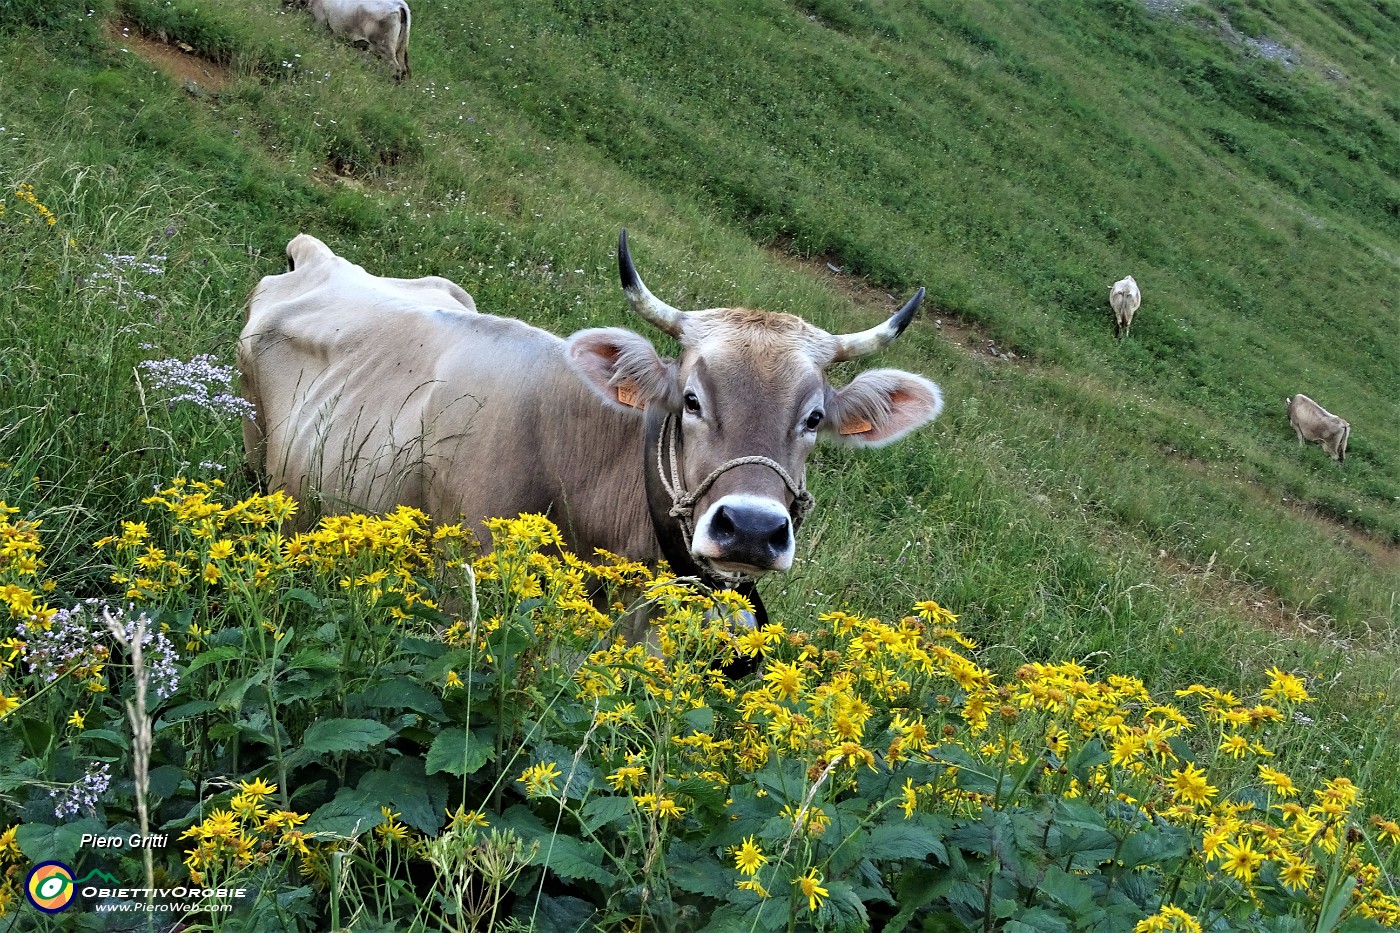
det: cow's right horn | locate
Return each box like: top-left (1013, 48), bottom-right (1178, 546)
top-left (831, 288), bottom-right (925, 362)
top-left (618, 229), bottom-right (686, 338)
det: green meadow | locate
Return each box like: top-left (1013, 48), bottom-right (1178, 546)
top-left (1, 0), bottom-right (1398, 928)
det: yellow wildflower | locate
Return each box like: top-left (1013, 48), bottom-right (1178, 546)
top-left (731, 836), bottom-right (767, 876)
top-left (795, 868), bottom-right (828, 912)
top-left (1217, 836), bottom-right (1265, 884)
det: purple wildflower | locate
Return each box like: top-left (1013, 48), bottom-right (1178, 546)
top-left (100, 603), bottom-right (181, 702)
top-left (88, 252), bottom-right (165, 304)
top-left (17, 605), bottom-right (104, 685)
top-left (20, 601), bottom-right (180, 700)
top-left (51, 762), bottom-right (112, 820)
top-left (138, 354), bottom-right (256, 421)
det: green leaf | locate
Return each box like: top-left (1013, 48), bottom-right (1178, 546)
top-left (304, 787), bottom-right (384, 837)
top-left (424, 727), bottom-right (495, 777)
top-left (1116, 825), bottom-right (1188, 869)
top-left (671, 774), bottom-right (728, 811)
top-left (14, 715), bottom-right (54, 756)
top-left (820, 878), bottom-right (869, 933)
top-left (534, 893), bottom-right (599, 933)
top-left (17, 819), bottom-right (106, 863)
top-left (286, 646), bottom-right (339, 673)
top-left (76, 728), bottom-right (129, 753)
top-left (1037, 864), bottom-right (1095, 917)
top-left (356, 758), bottom-right (447, 834)
top-left (886, 865), bottom-right (956, 933)
top-left (486, 617), bottom-right (534, 661)
top-left (682, 706), bottom-right (715, 733)
top-left (183, 645), bottom-right (242, 675)
top-left (1318, 877), bottom-right (1358, 933)
top-left (580, 795), bottom-right (634, 834)
top-left (159, 699), bottom-right (218, 722)
top-left (949, 820), bottom-right (995, 857)
top-left (537, 831), bottom-right (616, 885)
top-left (299, 718), bottom-right (395, 755)
top-left (215, 669), bottom-right (269, 711)
top-left (498, 804), bottom-right (615, 885)
top-left (866, 818), bottom-right (949, 863)
top-left (146, 764), bottom-right (186, 800)
top-left (1063, 736), bottom-right (1108, 776)
top-left (352, 678), bottom-right (446, 721)
top-left (667, 843), bottom-right (732, 899)
top-left (280, 588), bottom-right (324, 610)
top-left (697, 902), bottom-right (776, 933)
top-left (1004, 907), bottom-right (1071, 933)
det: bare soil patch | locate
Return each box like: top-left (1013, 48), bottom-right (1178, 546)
top-left (1169, 454), bottom-right (1400, 573)
top-left (105, 20), bottom-right (234, 94)
top-left (1155, 548), bottom-right (1348, 646)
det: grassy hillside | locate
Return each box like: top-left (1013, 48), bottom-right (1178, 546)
top-left (1, 0), bottom-right (1399, 923)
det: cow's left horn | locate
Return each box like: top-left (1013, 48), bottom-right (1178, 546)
top-left (619, 229), bottom-right (686, 338)
top-left (831, 288), bottom-right (925, 362)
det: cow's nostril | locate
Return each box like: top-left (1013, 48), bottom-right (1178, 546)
top-left (768, 523), bottom-right (790, 551)
top-left (711, 504), bottom-right (738, 539)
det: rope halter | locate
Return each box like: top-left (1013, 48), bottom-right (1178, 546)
top-left (653, 414), bottom-right (815, 583)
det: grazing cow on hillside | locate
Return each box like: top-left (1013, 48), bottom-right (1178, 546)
top-left (1286, 394), bottom-right (1350, 463)
top-left (285, 0), bottom-right (411, 81)
top-left (239, 232), bottom-right (944, 616)
top-left (1109, 275), bottom-right (1141, 339)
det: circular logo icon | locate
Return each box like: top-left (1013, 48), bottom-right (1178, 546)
top-left (26, 861), bottom-right (76, 913)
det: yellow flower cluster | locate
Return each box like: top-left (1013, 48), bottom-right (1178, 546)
top-left (10, 183), bottom-right (57, 226)
top-left (0, 825), bottom-right (22, 915)
top-left (0, 501), bottom-right (52, 622)
top-left (0, 501), bottom-right (63, 721)
top-left (181, 779), bottom-right (312, 886)
top-left (96, 479), bottom-right (461, 624)
top-left (502, 506), bottom-right (1398, 927)
top-left (374, 806), bottom-right (416, 847)
top-left (445, 513), bottom-right (654, 664)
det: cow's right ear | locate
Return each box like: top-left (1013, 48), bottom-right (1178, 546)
top-left (566, 328), bottom-right (679, 413)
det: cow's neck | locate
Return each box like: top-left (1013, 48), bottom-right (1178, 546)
top-left (642, 408), bottom-right (768, 627)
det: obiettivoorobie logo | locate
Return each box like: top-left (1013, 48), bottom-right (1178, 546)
top-left (25, 863), bottom-right (125, 913)
top-left (24, 860), bottom-right (246, 916)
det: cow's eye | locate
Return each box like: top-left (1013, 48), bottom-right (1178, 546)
top-left (684, 391), bottom-right (702, 415)
top-left (804, 410), bottom-right (824, 432)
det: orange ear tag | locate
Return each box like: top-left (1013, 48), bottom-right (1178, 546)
top-left (615, 382), bottom-right (645, 409)
top-left (839, 419), bottom-right (874, 436)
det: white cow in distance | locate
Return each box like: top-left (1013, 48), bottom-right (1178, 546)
top-left (1286, 394), bottom-right (1350, 463)
top-left (286, 0), bottom-right (412, 81)
top-left (1109, 275), bottom-right (1141, 339)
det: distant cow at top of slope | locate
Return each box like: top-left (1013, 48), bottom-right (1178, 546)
top-left (285, 0), bottom-right (411, 81)
top-left (1286, 394), bottom-right (1350, 463)
top-left (1109, 275), bottom-right (1140, 339)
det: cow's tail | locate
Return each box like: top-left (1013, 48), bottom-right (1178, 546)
top-left (397, 3), bottom-right (411, 80)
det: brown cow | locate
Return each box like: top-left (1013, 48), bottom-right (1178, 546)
top-left (239, 232), bottom-right (944, 592)
top-left (285, 0), bottom-right (411, 81)
top-left (1110, 275), bottom-right (1140, 339)
top-left (1286, 394), bottom-right (1350, 462)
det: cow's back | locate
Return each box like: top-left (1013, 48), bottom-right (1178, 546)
top-left (1109, 276), bottom-right (1140, 315)
top-left (1285, 393), bottom-right (1349, 461)
top-left (240, 253), bottom-right (654, 555)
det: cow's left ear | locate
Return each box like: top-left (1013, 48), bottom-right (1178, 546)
top-left (826, 369), bottom-right (943, 447)
top-left (566, 328), bottom-right (680, 413)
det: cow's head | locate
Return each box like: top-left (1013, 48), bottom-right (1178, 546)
top-left (566, 231), bottom-right (943, 578)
